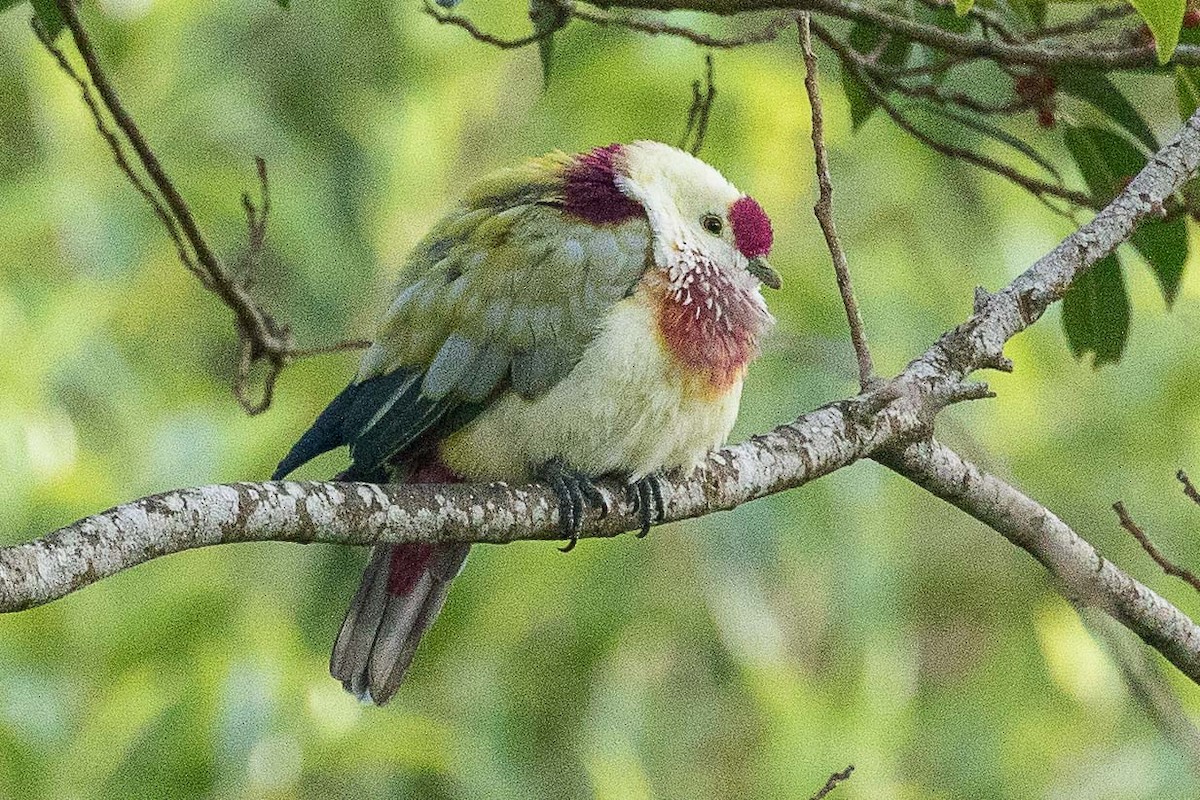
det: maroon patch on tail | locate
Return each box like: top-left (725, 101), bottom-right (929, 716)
top-left (729, 196), bottom-right (773, 258)
top-left (388, 543), bottom-right (434, 596)
top-left (409, 459), bottom-right (462, 484)
top-left (387, 456), bottom-right (463, 596)
top-left (563, 144), bottom-right (643, 225)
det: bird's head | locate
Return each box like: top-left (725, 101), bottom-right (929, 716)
top-left (563, 140), bottom-right (780, 292)
top-left (563, 141), bottom-right (776, 391)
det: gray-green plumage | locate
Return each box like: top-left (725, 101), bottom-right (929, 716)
top-left (274, 141), bottom-right (776, 705)
top-left (275, 153), bottom-right (651, 483)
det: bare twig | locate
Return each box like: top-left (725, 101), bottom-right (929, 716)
top-left (239, 156), bottom-right (270, 283)
top-left (811, 20), bottom-right (1097, 210)
top-left (42, 0), bottom-right (368, 414)
top-left (799, 15), bottom-right (874, 390)
top-left (809, 765), bottom-right (854, 800)
top-left (1180, 470), bottom-right (1200, 507)
top-left (570, 4), bottom-right (794, 47)
top-left (31, 19), bottom-right (202, 285)
top-left (1033, 5), bottom-right (1136, 40)
top-left (422, 0), bottom-right (568, 48)
top-left (1114, 501), bottom-right (1200, 594)
top-left (680, 53), bottom-right (716, 155)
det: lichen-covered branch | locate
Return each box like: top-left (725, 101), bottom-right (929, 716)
top-left (881, 440), bottom-right (1200, 685)
top-left (5, 109), bottom-right (1200, 689)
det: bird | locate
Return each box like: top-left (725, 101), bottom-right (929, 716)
top-left (273, 140), bottom-right (780, 705)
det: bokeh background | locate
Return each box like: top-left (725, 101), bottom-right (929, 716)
top-left (2, 0), bottom-right (1200, 797)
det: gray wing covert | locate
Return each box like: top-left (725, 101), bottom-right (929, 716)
top-left (361, 202), bottom-right (652, 402)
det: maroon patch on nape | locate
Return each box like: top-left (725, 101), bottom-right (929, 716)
top-left (563, 144), bottom-right (643, 225)
top-left (729, 195), bottom-right (773, 258)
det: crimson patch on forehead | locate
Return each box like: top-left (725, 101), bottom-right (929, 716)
top-left (563, 144), bottom-right (643, 225)
top-left (729, 195), bottom-right (773, 258)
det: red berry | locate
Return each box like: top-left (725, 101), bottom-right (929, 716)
top-left (1037, 107), bottom-right (1055, 128)
top-left (1014, 72), bottom-right (1056, 103)
top-left (1185, 8), bottom-right (1200, 27)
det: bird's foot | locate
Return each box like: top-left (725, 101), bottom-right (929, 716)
top-left (625, 472), bottom-right (666, 539)
top-left (538, 458), bottom-right (610, 553)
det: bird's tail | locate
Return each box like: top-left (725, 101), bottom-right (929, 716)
top-left (329, 541), bottom-right (470, 704)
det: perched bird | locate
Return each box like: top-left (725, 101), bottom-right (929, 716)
top-left (274, 140), bottom-right (779, 705)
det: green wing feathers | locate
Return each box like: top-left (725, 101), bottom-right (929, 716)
top-left (359, 159), bottom-right (652, 404)
top-left (277, 154), bottom-right (652, 481)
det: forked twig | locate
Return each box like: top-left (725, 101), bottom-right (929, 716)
top-left (680, 53), bottom-right (716, 155)
top-left (39, 0), bottom-right (368, 414)
top-left (1114, 500), bottom-right (1200, 595)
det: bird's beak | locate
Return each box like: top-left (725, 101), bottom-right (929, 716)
top-left (748, 257), bottom-right (782, 289)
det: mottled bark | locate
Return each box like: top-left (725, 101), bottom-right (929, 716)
top-left (3, 104), bottom-right (1200, 688)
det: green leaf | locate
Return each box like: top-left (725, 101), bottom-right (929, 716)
top-left (1064, 125), bottom-right (1190, 306)
top-left (0, 0), bottom-right (23, 12)
top-left (955, 0), bottom-right (975, 14)
top-left (1129, 0), bottom-right (1186, 63)
top-left (840, 24), bottom-right (912, 130)
top-left (1054, 69), bottom-right (1158, 151)
top-left (1175, 66), bottom-right (1200, 121)
top-left (529, 0), bottom-right (560, 84)
top-left (30, 0), bottom-right (64, 39)
top-left (842, 72), bottom-right (876, 131)
top-left (924, 103), bottom-right (1061, 179)
top-left (1063, 125), bottom-right (1144, 201)
top-left (275, 0), bottom-right (290, 8)
top-left (1061, 254), bottom-right (1131, 367)
top-left (1131, 217), bottom-right (1188, 305)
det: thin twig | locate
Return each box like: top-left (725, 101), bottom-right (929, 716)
top-left (1180, 471), bottom-right (1200, 507)
top-left (1033, 4), bottom-right (1136, 40)
top-left (41, 1), bottom-right (368, 414)
top-left (240, 156), bottom-right (270, 285)
top-left (809, 765), bottom-right (855, 800)
top-left (570, 4), bottom-right (794, 47)
top-left (877, 76), bottom-right (1029, 117)
top-left (1114, 501), bottom-right (1200, 595)
top-left (422, 0), bottom-right (567, 48)
top-left (31, 19), bottom-right (203, 285)
top-left (680, 53), bottom-right (716, 155)
top-left (912, 0), bottom-right (1020, 43)
top-left (811, 20), bottom-right (1097, 211)
top-left (800, 16), bottom-right (874, 389)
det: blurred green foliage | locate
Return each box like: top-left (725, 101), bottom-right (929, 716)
top-left (2, 0), bottom-right (1200, 797)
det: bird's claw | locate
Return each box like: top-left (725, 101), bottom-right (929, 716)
top-left (626, 472), bottom-right (666, 539)
top-left (538, 458), bottom-right (608, 553)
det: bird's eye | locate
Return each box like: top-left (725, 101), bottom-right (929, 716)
top-left (700, 214), bottom-right (723, 235)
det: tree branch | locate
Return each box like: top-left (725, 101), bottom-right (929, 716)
top-left (6, 109), bottom-right (1200, 693)
top-left (799, 15), bottom-right (875, 390)
top-left (880, 440), bottom-right (1200, 684)
top-left (809, 765), bottom-right (854, 800)
top-left (1114, 500), bottom-right (1200, 595)
top-left (42, 0), bottom-right (369, 415)
top-left (587, 0), bottom-right (1199, 69)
